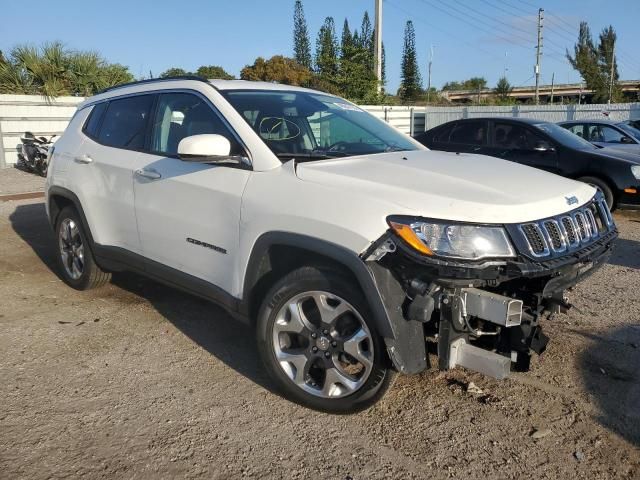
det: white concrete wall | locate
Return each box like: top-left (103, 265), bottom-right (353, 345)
top-left (0, 94), bottom-right (84, 167)
top-left (0, 93), bottom-right (550, 167)
top-left (0, 94), bottom-right (427, 167)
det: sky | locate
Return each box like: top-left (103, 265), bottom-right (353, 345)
top-left (1, 0), bottom-right (639, 93)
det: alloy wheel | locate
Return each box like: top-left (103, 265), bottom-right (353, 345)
top-left (58, 218), bottom-right (84, 280)
top-left (272, 291), bottom-right (374, 398)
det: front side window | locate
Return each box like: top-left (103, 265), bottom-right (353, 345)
top-left (221, 90), bottom-right (418, 160)
top-left (97, 95), bottom-right (154, 149)
top-left (150, 92), bottom-right (240, 156)
top-left (493, 122), bottom-right (544, 150)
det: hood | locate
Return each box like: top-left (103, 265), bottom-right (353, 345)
top-left (592, 146), bottom-right (640, 163)
top-left (295, 150), bottom-right (596, 224)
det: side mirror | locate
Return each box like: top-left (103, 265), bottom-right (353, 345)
top-left (178, 134), bottom-right (246, 165)
top-left (620, 136), bottom-right (634, 144)
top-left (533, 141), bottom-right (555, 153)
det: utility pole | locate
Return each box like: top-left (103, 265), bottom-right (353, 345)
top-left (427, 45), bottom-right (434, 104)
top-left (374, 0), bottom-right (383, 94)
top-left (534, 8), bottom-right (544, 105)
top-left (608, 47), bottom-right (616, 104)
top-left (550, 72), bottom-right (555, 104)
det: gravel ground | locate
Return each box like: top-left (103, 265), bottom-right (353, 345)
top-left (0, 167), bottom-right (45, 196)
top-left (0, 196), bottom-right (639, 479)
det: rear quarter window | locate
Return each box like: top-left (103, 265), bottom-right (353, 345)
top-left (82, 102), bottom-right (108, 139)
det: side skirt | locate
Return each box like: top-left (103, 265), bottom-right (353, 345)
top-left (93, 244), bottom-right (247, 323)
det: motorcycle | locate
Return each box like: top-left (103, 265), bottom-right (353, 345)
top-left (18, 132), bottom-right (58, 177)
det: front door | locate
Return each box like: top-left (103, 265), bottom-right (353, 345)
top-left (488, 121), bottom-right (559, 174)
top-left (133, 92), bottom-right (250, 295)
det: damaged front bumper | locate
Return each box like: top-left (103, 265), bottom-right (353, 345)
top-left (363, 223), bottom-right (617, 378)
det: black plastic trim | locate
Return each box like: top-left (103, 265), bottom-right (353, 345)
top-left (240, 232), bottom-right (396, 340)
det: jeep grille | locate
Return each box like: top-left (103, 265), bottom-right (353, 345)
top-left (514, 196), bottom-right (614, 259)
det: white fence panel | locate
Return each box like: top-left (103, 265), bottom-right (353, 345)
top-left (424, 103), bottom-right (640, 131)
top-left (0, 94), bottom-right (84, 167)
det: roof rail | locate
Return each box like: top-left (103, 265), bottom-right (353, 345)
top-left (97, 76), bottom-right (212, 95)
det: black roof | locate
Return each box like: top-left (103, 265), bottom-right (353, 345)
top-left (558, 119), bottom-right (622, 126)
top-left (443, 116), bottom-right (548, 125)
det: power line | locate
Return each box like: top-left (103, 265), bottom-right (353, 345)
top-left (458, 0), bottom-right (536, 39)
top-left (385, 0), bottom-right (508, 64)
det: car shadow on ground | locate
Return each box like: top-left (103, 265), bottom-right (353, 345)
top-left (9, 202), bottom-right (277, 396)
top-left (574, 326), bottom-right (640, 447)
top-left (606, 238), bottom-right (640, 269)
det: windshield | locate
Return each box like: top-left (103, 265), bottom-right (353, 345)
top-left (535, 122), bottom-right (597, 150)
top-left (220, 89), bottom-right (420, 160)
top-left (618, 122), bottom-right (640, 141)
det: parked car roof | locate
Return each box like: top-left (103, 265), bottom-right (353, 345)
top-left (558, 119), bottom-right (623, 126)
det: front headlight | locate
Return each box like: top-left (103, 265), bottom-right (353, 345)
top-left (388, 217), bottom-right (516, 260)
top-left (632, 165), bottom-right (640, 180)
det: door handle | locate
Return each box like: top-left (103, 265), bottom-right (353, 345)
top-left (135, 168), bottom-right (162, 180)
top-left (74, 154), bottom-right (93, 164)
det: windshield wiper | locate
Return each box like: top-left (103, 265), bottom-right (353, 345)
top-left (275, 152), bottom-right (334, 160)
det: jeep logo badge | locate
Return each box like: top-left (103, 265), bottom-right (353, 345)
top-left (565, 196), bottom-right (578, 205)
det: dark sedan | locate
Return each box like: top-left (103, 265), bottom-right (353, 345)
top-left (558, 119), bottom-right (640, 153)
top-left (414, 117), bottom-right (640, 209)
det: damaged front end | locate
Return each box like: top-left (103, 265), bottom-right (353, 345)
top-left (362, 193), bottom-right (617, 378)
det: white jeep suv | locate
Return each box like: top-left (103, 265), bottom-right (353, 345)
top-left (45, 77), bottom-right (617, 412)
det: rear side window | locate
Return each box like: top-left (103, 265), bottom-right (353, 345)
top-left (449, 121), bottom-right (487, 145)
top-left (97, 95), bottom-right (154, 149)
top-left (83, 102), bottom-right (107, 139)
top-left (432, 123), bottom-right (456, 143)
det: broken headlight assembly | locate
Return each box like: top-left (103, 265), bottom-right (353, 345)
top-left (387, 216), bottom-right (516, 260)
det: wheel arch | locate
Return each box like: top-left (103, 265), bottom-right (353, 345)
top-left (47, 186), bottom-right (96, 246)
top-left (239, 232), bottom-right (395, 340)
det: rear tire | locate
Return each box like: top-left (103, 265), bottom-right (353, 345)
top-left (256, 266), bottom-right (395, 413)
top-left (578, 176), bottom-right (615, 210)
top-left (54, 206), bottom-right (111, 290)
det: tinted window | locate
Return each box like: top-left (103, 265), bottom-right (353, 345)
top-left (566, 124), bottom-right (586, 139)
top-left (150, 92), bottom-right (241, 156)
top-left (587, 124), bottom-right (626, 143)
top-left (83, 102), bottom-right (107, 139)
top-left (432, 123), bottom-right (456, 142)
top-left (534, 123), bottom-right (596, 150)
top-left (449, 121), bottom-right (486, 145)
top-left (493, 122), bottom-right (544, 150)
top-left (97, 95), bottom-right (154, 149)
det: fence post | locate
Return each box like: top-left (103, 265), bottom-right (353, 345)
top-left (0, 119), bottom-right (5, 169)
top-left (384, 106), bottom-right (389, 122)
top-left (512, 106), bottom-right (519, 118)
top-left (463, 107), bottom-right (469, 119)
top-left (409, 107), bottom-right (414, 136)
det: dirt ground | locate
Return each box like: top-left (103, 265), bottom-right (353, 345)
top-left (1, 187), bottom-right (639, 478)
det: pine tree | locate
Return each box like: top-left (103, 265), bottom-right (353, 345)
top-left (567, 22), bottom-right (621, 103)
top-left (360, 12), bottom-right (374, 72)
top-left (315, 17), bottom-right (339, 80)
top-left (341, 19), bottom-right (353, 60)
top-left (399, 21), bottom-right (422, 102)
top-left (293, 0), bottom-right (312, 69)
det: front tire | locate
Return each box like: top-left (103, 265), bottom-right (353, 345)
top-left (55, 206), bottom-right (111, 290)
top-left (256, 266), bottom-right (395, 413)
top-left (578, 176), bottom-right (615, 210)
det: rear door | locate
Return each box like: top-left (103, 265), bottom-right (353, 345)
top-left (487, 120), bottom-right (559, 173)
top-left (69, 95), bottom-right (153, 253)
top-left (133, 91), bottom-right (250, 295)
